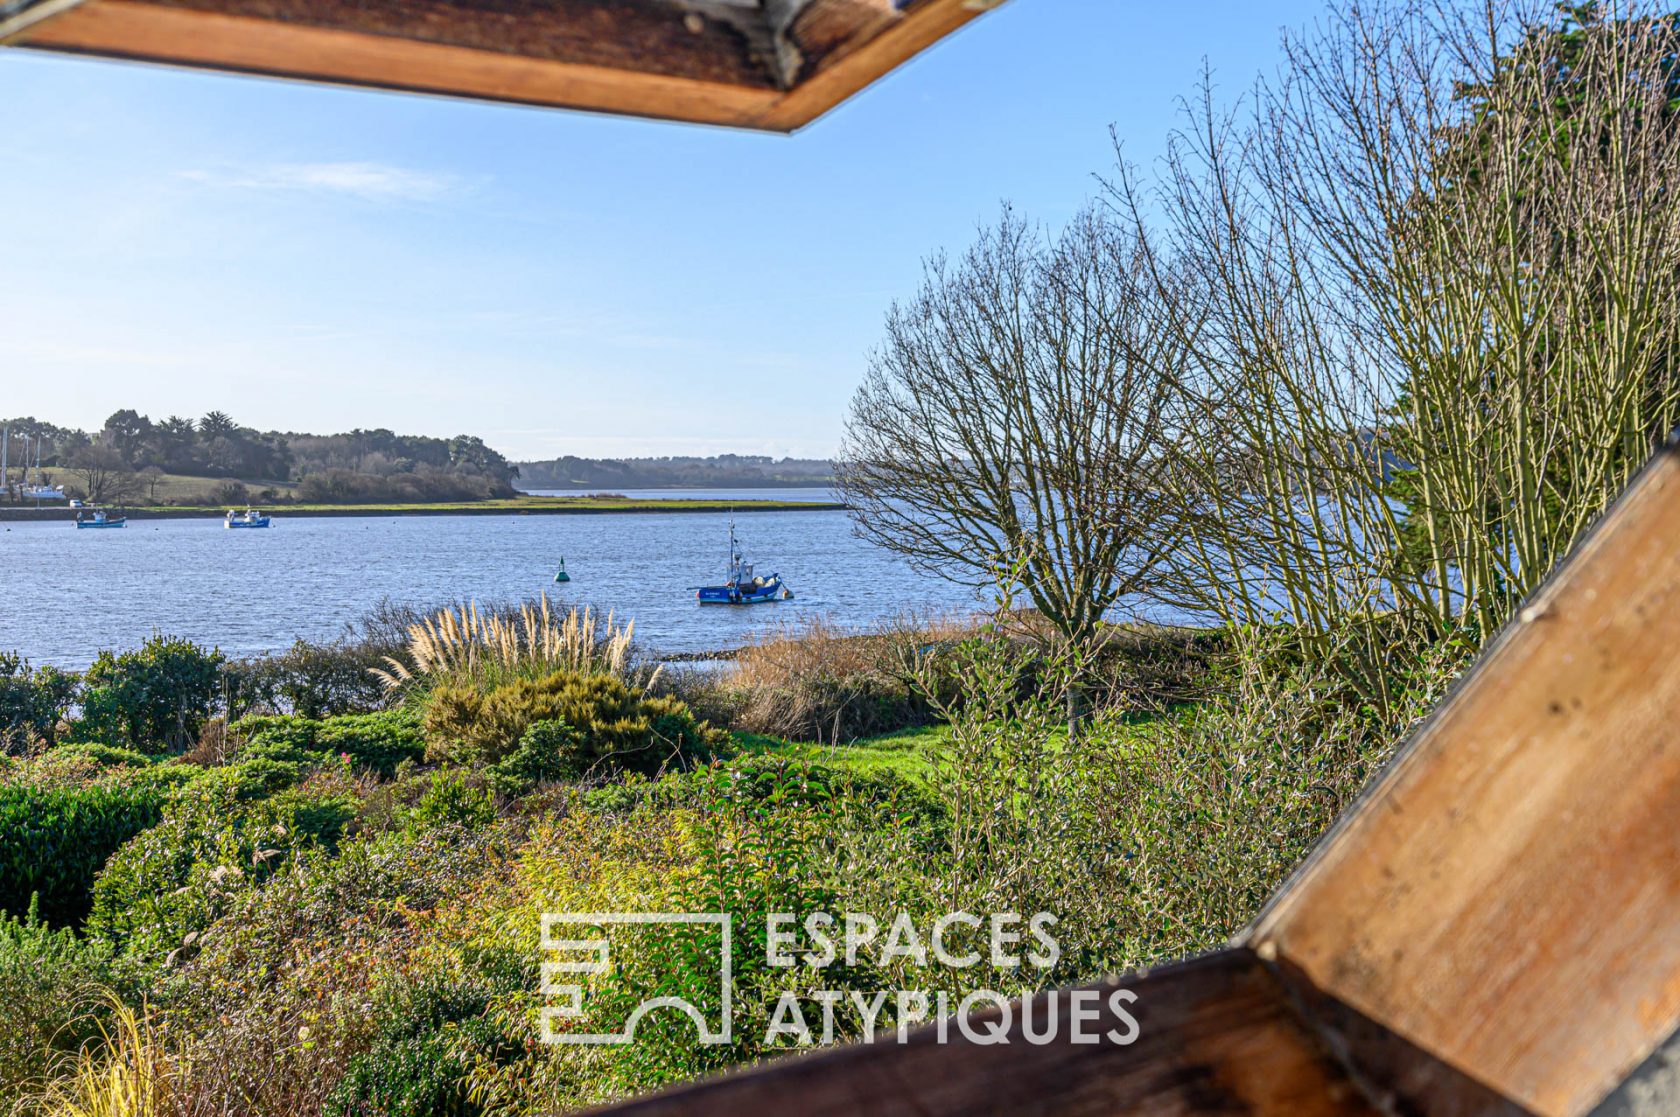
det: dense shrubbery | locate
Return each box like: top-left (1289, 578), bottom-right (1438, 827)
top-left (423, 670), bottom-right (726, 776)
top-left (0, 782), bottom-right (164, 925)
top-left (229, 636), bottom-right (400, 718)
top-left (86, 781), bottom-right (355, 962)
top-left (77, 635), bottom-right (225, 754)
top-left (232, 709), bottom-right (426, 775)
top-left (0, 607), bottom-right (1458, 1114)
top-left (0, 905), bottom-right (120, 1101)
top-left (0, 652), bottom-right (77, 752)
top-left (700, 616), bottom-right (959, 743)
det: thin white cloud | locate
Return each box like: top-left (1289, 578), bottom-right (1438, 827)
top-left (176, 161), bottom-right (461, 202)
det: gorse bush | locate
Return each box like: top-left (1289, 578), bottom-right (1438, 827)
top-left (76, 635), bottom-right (225, 754)
top-left (0, 651), bottom-right (77, 753)
top-left (0, 782), bottom-right (164, 926)
top-left (422, 670), bottom-right (726, 775)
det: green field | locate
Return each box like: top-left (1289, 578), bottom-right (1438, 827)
top-left (733, 723), bottom-right (952, 781)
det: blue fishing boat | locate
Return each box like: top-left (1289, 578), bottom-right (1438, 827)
top-left (74, 508), bottom-right (126, 529)
top-left (696, 520), bottom-right (792, 605)
top-left (225, 507), bottom-right (271, 529)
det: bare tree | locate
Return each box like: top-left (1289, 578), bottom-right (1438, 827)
top-left (68, 442), bottom-right (130, 504)
top-left (1109, 0), bottom-right (1680, 708)
top-left (838, 206), bottom-right (1193, 724)
top-left (139, 465), bottom-right (166, 503)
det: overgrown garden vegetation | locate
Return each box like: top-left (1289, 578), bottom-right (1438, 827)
top-left (5, 1), bottom-right (1680, 1113)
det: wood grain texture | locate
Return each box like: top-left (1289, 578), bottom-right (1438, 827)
top-left (757, 0), bottom-right (982, 131)
top-left (1252, 442), bottom-right (1680, 1117)
top-left (15, 0), bottom-right (779, 125)
top-left (7, 0), bottom-right (991, 129)
top-left (573, 951), bottom-right (1383, 1117)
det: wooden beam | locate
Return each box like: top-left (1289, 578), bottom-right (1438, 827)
top-left (758, 0), bottom-right (987, 131)
top-left (10, 0), bottom-right (781, 127)
top-left (2, 0), bottom-right (998, 131)
top-left (1251, 439), bottom-right (1680, 1116)
top-left (578, 951), bottom-right (1397, 1117)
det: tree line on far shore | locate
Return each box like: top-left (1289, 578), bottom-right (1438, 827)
top-left (0, 411), bottom-right (519, 505)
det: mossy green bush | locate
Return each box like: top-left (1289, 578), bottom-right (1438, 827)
top-left (232, 710), bottom-right (424, 775)
top-left (484, 719), bottom-right (585, 795)
top-left (0, 783), bottom-right (164, 925)
top-left (315, 710), bottom-right (426, 774)
top-left (423, 671), bottom-right (726, 776)
top-left (324, 973), bottom-right (527, 1117)
top-left (0, 651), bottom-right (77, 751)
top-left (75, 635), bottom-right (225, 754)
top-left (232, 714), bottom-right (320, 757)
top-left (412, 771), bottom-right (496, 830)
top-left (49, 741), bottom-right (158, 768)
top-left (86, 782), bottom-right (354, 961)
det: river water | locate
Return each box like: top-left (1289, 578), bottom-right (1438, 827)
top-left (0, 490), bottom-right (995, 668)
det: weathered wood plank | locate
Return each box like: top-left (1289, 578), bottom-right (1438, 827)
top-left (573, 951), bottom-right (1385, 1117)
top-left (1251, 441), bottom-right (1680, 1116)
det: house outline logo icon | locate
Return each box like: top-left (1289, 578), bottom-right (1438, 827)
top-left (539, 912), bottom-right (734, 1045)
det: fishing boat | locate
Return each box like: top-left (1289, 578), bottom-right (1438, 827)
top-left (74, 509), bottom-right (126, 529)
top-left (695, 519), bottom-right (793, 605)
top-left (225, 507), bottom-right (271, 529)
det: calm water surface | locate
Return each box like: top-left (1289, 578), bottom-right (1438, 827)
top-left (0, 490), bottom-right (986, 668)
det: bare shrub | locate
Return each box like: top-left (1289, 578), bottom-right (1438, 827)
top-left (715, 614), bottom-right (972, 744)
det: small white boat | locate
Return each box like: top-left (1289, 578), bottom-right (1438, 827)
top-left (225, 507), bottom-right (271, 529)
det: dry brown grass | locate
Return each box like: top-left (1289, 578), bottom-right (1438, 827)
top-left (710, 613), bottom-right (977, 743)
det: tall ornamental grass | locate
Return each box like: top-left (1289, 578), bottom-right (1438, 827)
top-left (373, 595), bottom-right (651, 694)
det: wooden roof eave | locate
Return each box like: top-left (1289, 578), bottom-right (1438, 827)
top-left (0, 0), bottom-right (1000, 131)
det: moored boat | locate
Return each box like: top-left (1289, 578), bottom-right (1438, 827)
top-left (225, 507), bottom-right (271, 528)
top-left (74, 509), bottom-right (126, 529)
top-left (695, 519), bottom-right (792, 605)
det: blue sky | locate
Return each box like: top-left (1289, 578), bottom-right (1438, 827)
top-left (0, 0), bottom-right (1325, 461)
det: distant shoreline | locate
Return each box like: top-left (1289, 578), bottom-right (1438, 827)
top-left (0, 496), bottom-right (847, 523)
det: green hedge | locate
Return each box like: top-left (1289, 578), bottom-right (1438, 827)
top-left (0, 784), bottom-right (164, 926)
top-left (87, 783), bottom-right (354, 961)
top-left (232, 710), bottom-right (424, 776)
